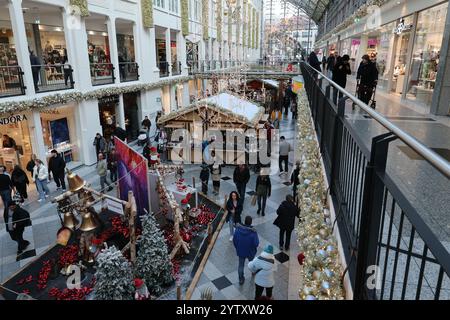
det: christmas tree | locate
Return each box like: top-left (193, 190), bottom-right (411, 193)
top-left (93, 246), bottom-right (134, 300)
top-left (135, 213), bottom-right (174, 295)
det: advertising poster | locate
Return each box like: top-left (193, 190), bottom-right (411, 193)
top-left (114, 137), bottom-right (150, 217)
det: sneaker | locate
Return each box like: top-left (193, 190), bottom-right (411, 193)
top-left (38, 199), bottom-right (43, 202)
top-left (229, 236), bottom-right (233, 242)
top-left (62, 189), bottom-right (67, 192)
top-left (45, 194), bottom-right (49, 198)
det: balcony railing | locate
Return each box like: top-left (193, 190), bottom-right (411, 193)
top-left (158, 61), bottom-right (169, 77)
top-left (187, 60), bottom-right (244, 74)
top-left (171, 61), bottom-right (182, 76)
top-left (90, 63), bottom-right (115, 86)
top-left (119, 62), bottom-right (139, 82)
top-left (0, 65), bottom-right (26, 98)
top-left (32, 64), bottom-right (74, 93)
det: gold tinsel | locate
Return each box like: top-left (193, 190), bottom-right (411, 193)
top-left (296, 89), bottom-right (346, 300)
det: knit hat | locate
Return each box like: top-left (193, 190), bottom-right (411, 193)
top-left (264, 244), bottom-right (274, 254)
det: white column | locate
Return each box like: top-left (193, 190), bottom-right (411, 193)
top-left (117, 94), bottom-right (126, 129)
top-left (77, 100), bottom-right (102, 166)
top-left (62, 7), bottom-right (92, 91)
top-left (29, 111), bottom-right (46, 162)
top-left (165, 28), bottom-right (172, 76)
top-left (8, 0), bottom-right (35, 95)
top-left (177, 30), bottom-right (188, 75)
top-left (182, 81), bottom-right (190, 106)
top-left (107, 17), bottom-right (120, 83)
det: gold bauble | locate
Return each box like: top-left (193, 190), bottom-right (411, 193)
top-left (312, 270), bottom-right (322, 281)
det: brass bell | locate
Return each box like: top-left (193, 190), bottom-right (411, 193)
top-left (63, 211), bottom-right (79, 230)
top-left (66, 169), bottom-right (86, 192)
top-left (79, 210), bottom-right (98, 232)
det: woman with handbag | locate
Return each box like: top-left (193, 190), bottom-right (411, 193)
top-left (273, 195), bottom-right (299, 251)
top-left (11, 165), bottom-right (29, 201)
top-left (226, 191), bottom-right (243, 242)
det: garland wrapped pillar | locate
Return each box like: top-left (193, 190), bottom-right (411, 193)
top-left (141, 0), bottom-right (154, 28)
top-left (70, 0), bottom-right (89, 17)
top-left (252, 7), bottom-right (256, 49)
top-left (247, 3), bottom-right (251, 49)
top-left (202, 0), bottom-right (209, 41)
top-left (296, 89), bottom-right (345, 300)
top-left (216, 0), bottom-right (222, 60)
top-left (255, 11), bottom-right (259, 49)
top-left (227, 6), bottom-right (232, 59)
top-left (181, 0), bottom-right (189, 36)
top-left (242, 0), bottom-right (247, 49)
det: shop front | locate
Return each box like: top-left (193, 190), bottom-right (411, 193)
top-left (123, 92), bottom-right (140, 141)
top-left (98, 95), bottom-right (119, 139)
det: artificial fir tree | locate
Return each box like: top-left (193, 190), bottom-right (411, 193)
top-left (93, 246), bottom-right (134, 300)
top-left (135, 213), bottom-right (174, 295)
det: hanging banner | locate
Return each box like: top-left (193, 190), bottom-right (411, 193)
top-left (114, 137), bottom-right (150, 217)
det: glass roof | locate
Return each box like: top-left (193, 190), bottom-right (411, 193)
top-left (287, 0), bottom-right (330, 23)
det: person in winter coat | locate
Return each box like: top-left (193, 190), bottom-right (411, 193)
top-left (143, 141), bottom-right (151, 165)
top-left (107, 146), bottom-right (118, 183)
top-left (96, 153), bottom-right (113, 192)
top-left (226, 191), bottom-right (243, 241)
top-left (274, 195), bottom-right (299, 251)
top-left (32, 159), bottom-right (50, 202)
top-left (6, 200), bottom-right (31, 254)
top-left (248, 244), bottom-right (277, 299)
top-left (0, 165), bottom-right (13, 213)
top-left (26, 154), bottom-right (36, 177)
top-left (233, 216), bottom-right (259, 285)
top-left (93, 133), bottom-right (107, 161)
top-left (48, 149), bottom-right (66, 191)
top-left (199, 164), bottom-right (210, 195)
top-left (255, 172), bottom-right (271, 216)
top-left (211, 162), bottom-right (221, 195)
top-left (309, 51), bottom-right (322, 72)
top-left (141, 116), bottom-right (151, 132)
top-left (233, 164), bottom-right (250, 203)
top-left (332, 54), bottom-right (351, 89)
top-left (11, 165), bottom-right (29, 200)
top-left (290, 160), bottom-right (301, 203)
top-left (357, 54), bottom-right (379, 104)
top-left (326, 54), bottom-right (336, 78)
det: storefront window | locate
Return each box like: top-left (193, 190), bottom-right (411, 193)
top-left (376, 21), bottom-right (397, 92)
top-left (87, 31), bottom-right (111, 64)
top-left (406, 2), bottom-right (448, 106)
top-left (391, 15), bottom-right (414, 94)
top-left (123, 92), bottom-right (140, 141)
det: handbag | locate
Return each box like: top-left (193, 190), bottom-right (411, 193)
top-left (273, 216), bottom-right (281, 228)
top-left (251, 194), bottom-right (257, 206)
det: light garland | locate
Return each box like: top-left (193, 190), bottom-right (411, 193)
top-left (181, 0), bottom-right (189, 37)
top-left (141, 0), bottom-right (154, 28)
top-left (296, 89), bottom-right (345, 300)
top-left (202, 0), bottom-right (209, 40)
top-left (0, 76), bottom-right (194, 114)
top-left (70, 0), bottom-right (89, 17)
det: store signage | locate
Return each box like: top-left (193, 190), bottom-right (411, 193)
top-left (99, 95), bottom-right (120, 105)
top-left (393, 19), bottom-right (413, 35)
top-left (41, 109), bottom-right (61, 115)
top-left (0, 114), bottom-right (27, 125)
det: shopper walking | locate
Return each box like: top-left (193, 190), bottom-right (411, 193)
top-left (32, 159), bottom-right (50, 202)
top-left (326, 53), bottom-right (336, 78)
top-left (248, 244), bottom-right (277, 299)
top-left (96, 153), bottom-right (113, 192)
top-left (26, 154), bottom-right (37, 176)
top-left (274, 195), bottom-right (299, 251)
top-left (290, 161), bottom-right (301, 203)
top-left (48, 150), bottom-right (66, 191)
top-left (255, 172), bottom-right (271, 216)
top-left (199, 164), bottom-right (210, 195)
top-left (107, 146), bottom-right (118, 183)
top-left (357, 54), bottom-right (379, 104)
top-left (6, 199), bottom-right (32, 254)
top-left (0, 165), bottom-right (13, 209)
top-left (279, 136), bottom-right (291, 175)
top-left (93, 133), bottom-right (107, 161)
top-left (11, 165), bottom-right (29, 201)
top-left (309, 51), bottom-right (322, 72)
top-left (332, 54), bottom-right (351, 89)
top-left (211, 162), bottom-right (221, 195)
top-left (233, 216), bottom-right (259, 285)
top-left (233, 164), bottom-right (250, 203)
top-left (226, 191), bottom-right (243, 241)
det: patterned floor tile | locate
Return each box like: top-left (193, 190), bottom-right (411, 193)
top-left (212, 275), bottom-right (233, 290)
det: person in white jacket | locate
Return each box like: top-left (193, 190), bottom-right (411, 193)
top-left (32, 159), bottom-right (50, 202)
top-left (248, 244), bottom-right (277, 299)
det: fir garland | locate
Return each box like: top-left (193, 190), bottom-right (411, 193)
top-left (141, 0), bottom-right (154, 28)
top-left (202, 0), bottom-right (209, 40)
top-left (216, 0), bottom-right (222, 42)
top-left (70, 0), bottom-right (89, 17)
top-left (181, 0), bottom-right (189, 37)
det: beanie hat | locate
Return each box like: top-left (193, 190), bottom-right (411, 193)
top-left (264, 244), bottom-right (274, 254)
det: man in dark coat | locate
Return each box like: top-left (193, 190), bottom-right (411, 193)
top-left (233, 216), bottom-right (259, 285)
top-left (6, 200), bottom-right (32, 254)
top-left (93, 133), bottom-right (107, 161)
top-left (233, 164), bottom-right (250, 203)
top-left (357, 54), bottom-right (379, 104)
top-left (290, 161), bottom-right (301, 204)
top-left (141, 116), bottom-right (151, 131)
top-left (309, 51), bottom-right (322, 72)
top-left (30, 51), bottom-right (41, 92)
top-left (48, 149), bottom-right (66, 191)
top-left (274, 195), bottom-right (299, 251)
top-left (199, 164), bottom-right (210, 194)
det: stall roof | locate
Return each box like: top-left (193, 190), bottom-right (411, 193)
top-left (262, 79), bottom-right (279, 89)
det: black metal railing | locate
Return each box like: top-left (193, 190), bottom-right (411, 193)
top-left (32, 64), bottom-right (74, 93)
top-left (171, 61), bottom-right (182, 76)
top-left (300, 61), bottom-right (450, 300)
top-left (90, 63), bottom-right (115, 86)
top-left (158, 61), bottom-right (169, 77)
top-left (0, 65), bottom-right (26, 98)
top-left (119, 62), bottom-right (139, 82)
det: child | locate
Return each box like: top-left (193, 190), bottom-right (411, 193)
top-left (200, 164), bottom-right (210, 195)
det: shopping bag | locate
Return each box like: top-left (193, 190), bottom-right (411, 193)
top-left (251, 195), bottom-right (257, 206)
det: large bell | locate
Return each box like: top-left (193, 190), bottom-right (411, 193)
top-left (79, 210), bottom-right (98, 232)
top-left (63, 211), bottom-right (79, 230)
top-left (66, 169), bottom-right (86, 192)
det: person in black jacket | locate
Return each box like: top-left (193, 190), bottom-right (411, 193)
top-left (233, 164), bottom-right (250, 203)
top-left (2, 134), bottom-right (17, 149)
top-left (255, 173), bottom-right (271, 216)
top-left (357, 54), bottom-right (379, 104)
top-left (200, 164), bottom-right (210, 194)
top-left (30, 50), bottom-right (41, 92)
top-left (26, 154), bottom-right (36, 176)
top-left (309, 51), bottom-right (322, 72)
top-left (226, 191), bottom-right (243, 241)
top-left (332, 55), bottom-right (351, 89)
top-left (0, 165), bottom-right (13, 214)
top-left (274, 195), bottom-right (299, 251)
top-left (11, 165), bottom-right (29, 200)
top-left (48, 150), bottom-right (66, 191)
top-left (143, 141), bottom-right (151, 166)
top-left (326, 54), bottom-right (336, 77)
top-left (290, 161), bottom-right (300, 204)
top-left (6, 200), bottom-right (31, 254)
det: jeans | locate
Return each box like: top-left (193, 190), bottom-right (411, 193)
top-left (36, 179), bottom-right (50, 200)
top-left (110, 168), bottom-right (117, 183)
top-left (100, 175), bottom-right (112, 191)
top-left (235, 182), bottom-right (247, 203)
top-left (279, 229), bottom-right (293, 249)
top-left (255, 284), bottom-right (273, 299)
top-left (279, 155), bottom-right (289, 173)
top-left (257, 195), bottom-right (267, 214)
top-left (229, 216), bottom-right (235, 236)
top-left (53, 171), bottom-right (66, 189)
top-left (0, 189), bottom-right (12, 207)
top-left (238, 256), bottom-right (254, 282)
